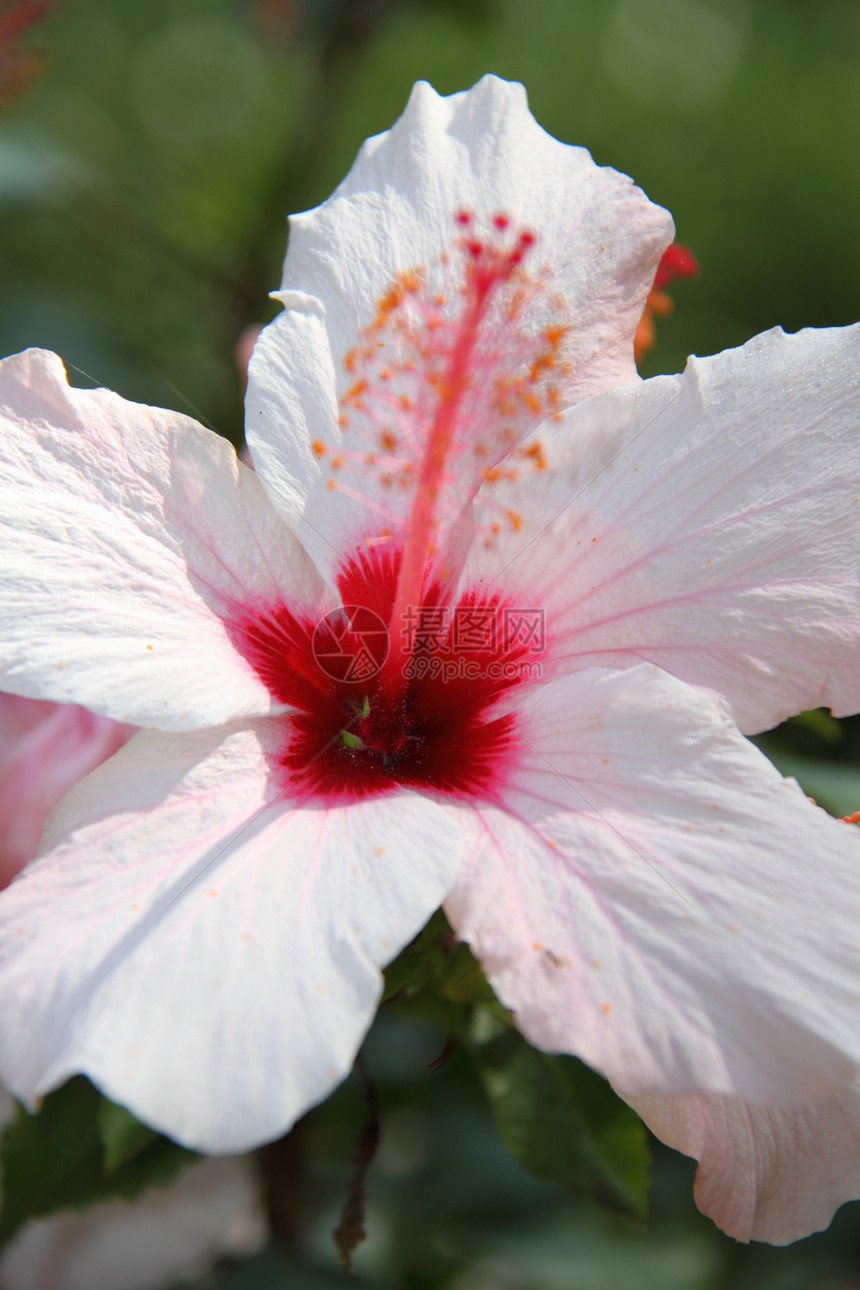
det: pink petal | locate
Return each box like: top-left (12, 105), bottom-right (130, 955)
top-left (0, 692), bottom-right (133, 888)
top-left (445, 665), bottom-right (860, 1107)
top-left (0, 350), bottom-right (324, 730)
top-left (465, 322), bottom-right (860, 734)
top-left (625, 1081), bottom-right (860, 1244)
top-left (0, 718), bottom-right (469, 1151)
top-left (246, 75), bottom-right (672, 579)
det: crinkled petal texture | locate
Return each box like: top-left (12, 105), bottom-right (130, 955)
top-left (0, 720), bottom-right (469, 1151)
top-left (0, 693), bottom-right (133, 888)
top-left (0, 350), bottom-right (324, 730)
top-left (624, 1080), bottom-right (860, 1244)
top-left (445, 665), bottom-right (860, 1109)
top-left (246, 74), bottom-right (672, 579)
top-left (464, 323), bottom-right (860, 734)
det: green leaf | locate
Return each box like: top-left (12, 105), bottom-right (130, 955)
top-left (438, 941), bottom-right (493, 1005)
top-left (168, 1246), bottom-right (351, 1289)
top-left (0, 1077), bottom-right (197, 1247)
top-left (758, 750), bottom-right (860, 819)
top-left (382, 909), bottom-right (499, 1011)
top-left (787, 708), bottom-right (843, 745)
top-left (98, 1098), bottom-right (160, 1174)
top-left (381, 907), bottom-right (450, 1001)
top-left (467, 1012), bottom-right (650, 1221)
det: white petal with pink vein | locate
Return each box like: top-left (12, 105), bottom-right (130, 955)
top-left (446, 664), bottom-right (860, 1105)
top-left (0, 718), bottom-right (469, 1151)
top-left (0, 350), bottom-right (324, 730)
top-left (464, 323), bottom-right (860, 734)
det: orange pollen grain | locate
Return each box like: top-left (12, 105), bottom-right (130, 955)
top-left (481, 465), bottom-right (517, 485)
top-left (518, 440), bottom-right (547, 470)
top-left (329, 211), bottom-right (573, 668)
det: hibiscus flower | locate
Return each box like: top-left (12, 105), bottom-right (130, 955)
top-left (0, 75), bottom-right (859, 1246)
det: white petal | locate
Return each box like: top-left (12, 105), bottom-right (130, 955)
top-left (246, 75), bottom-right (672, 578)
top-left (0, 1156), bottom-right (264, 1290)
top-left (445, 665), bottom-right (860, 1107)
top-left (0, 719), bottom-right (467, 1152)
top-left (0, 350), bottom-right (323, 730)
top-left (464, 324), bottom-right (860, 734)
top-left (625, 1080), bottom-right (860, 1244)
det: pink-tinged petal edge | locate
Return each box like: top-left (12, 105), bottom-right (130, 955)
top-left (0, 693), bottom-right (133, 889)
top-left (623, 1081), bottom-right (860, 1244)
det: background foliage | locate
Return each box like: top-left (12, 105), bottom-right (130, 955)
top-left (1, 0), bottom-right (859, 1286)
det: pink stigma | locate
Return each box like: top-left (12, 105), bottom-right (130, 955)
top-left (653, 243), bottom-right (698, 291)
top-left (379, 216), bottom-right (543, 697)
top-left (319, 211), bottom-right (568, 699)
top-left (269, 209), bottom-right (568, 798)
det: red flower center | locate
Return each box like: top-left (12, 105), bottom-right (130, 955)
top-left (236, 212), bottom-right (560, 803)
top-left (234, 546), bottom-right (542, 804)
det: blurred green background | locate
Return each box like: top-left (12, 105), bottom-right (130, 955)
top-left (1, 0), bottom-right (860, 1287)
top-left (3, 0), bottom-right (859, 436)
